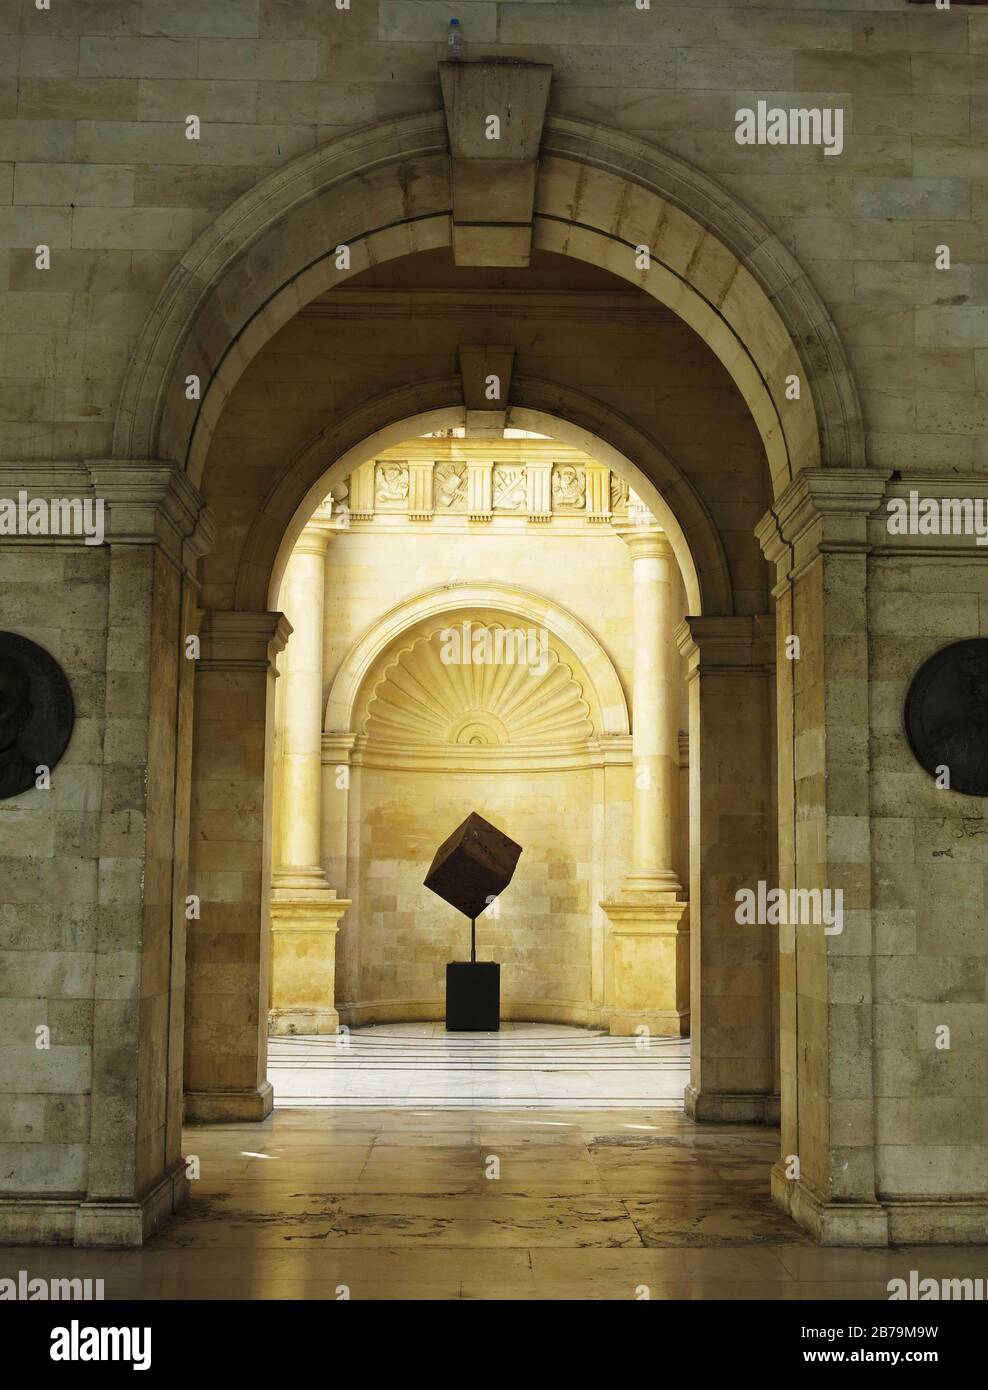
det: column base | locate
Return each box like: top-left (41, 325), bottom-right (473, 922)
top-left (269, 1005), bottom-right (340, 1036)
top-left (608, 1006), bottom-right (689, 1037)
top-left (773, 1165), bottom-right (988, 1246)
top-left (73, 1161), bottom-right (190, 1248)
top-left (184, 1080), bottom-right (274, 1124)
top-left (0, 1161), bottom-right (190, 1249)
top-left (268, 882), bottom-right (351, 1037)
top-left (621, 871), bottom-right (683, 897)
top-left (600, 892), bottom-right (689, 1037)
top-left (771, 1163), bottom-right (889, 1247)
top-left (685, 1085), bottom-right (780, 1124)
top-left (271, 865), bottom-right (330, 892)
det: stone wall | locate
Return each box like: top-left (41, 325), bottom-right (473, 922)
top-left (868, 545), bottom-right (988, 1241)
top-left (3, 3), bottom-right (986, 476)
top-left (0, 543), bottom-right (107, 1208)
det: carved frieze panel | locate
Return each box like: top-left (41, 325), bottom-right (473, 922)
top-left (551, 464), bottom-right (586, 511)
top-left (343, 451), bottom-right (631, 526)
top-left (375, 462), bottom-right (409, 506)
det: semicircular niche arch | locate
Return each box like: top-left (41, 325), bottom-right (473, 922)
top-left (325, 582), bottom-right (631, 746)
top-left (358, 621), bottom-right (595, 754)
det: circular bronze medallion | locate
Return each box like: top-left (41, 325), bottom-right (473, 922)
top-left (0, 632), bottom-right (75, 801)
top-left (904, 638), bottom-right (988, 797)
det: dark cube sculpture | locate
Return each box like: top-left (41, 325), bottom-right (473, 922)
top-left (423, 812), bottom-right (522, 1032)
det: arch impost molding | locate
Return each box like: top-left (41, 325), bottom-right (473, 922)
top-left (87, 460), bottom-right (215, 571)
top-left (322, 731), bottom-right (357, 759)
top-left (675, 615), bottom-right (776, 673)
top-left (756, 469), bottom-right (891, 588)
top-left (0, 460), bottom-right (214, 574)
top-left (869, 471), bottom-right (988, 558)
top-left (198, 610), bottom-right (291, 671)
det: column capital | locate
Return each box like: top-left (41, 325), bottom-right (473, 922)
top-left (198, 609), bottom-right (291, 670)
top-left (294, 501), bottom-right (338, 557)
top-left (612, 520), bottom-right (674, 561)
top-left (676, 615), bottom-right (775, 670)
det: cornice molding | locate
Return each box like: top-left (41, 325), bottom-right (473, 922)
top-left (0, 460), bottom-right (214, 576)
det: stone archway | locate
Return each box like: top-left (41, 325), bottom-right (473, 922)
top-left (157, 101), bottom-right (882, 1246)
top-left (257, 433), bottom-right (734, 1051)
top-left (185, 403), bottom-right (778, 1136)
top-left (111, 110), bottom-right (863, 498)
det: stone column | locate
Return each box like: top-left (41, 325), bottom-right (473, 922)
top-left (600, 519), bottom-right (689, 1036)
top-left (677, 615), bottom-right (777, 1124)
top-left (623, 523), bottom-right (682, 895)
top-left (270, 506), bottom-right (350, 1035)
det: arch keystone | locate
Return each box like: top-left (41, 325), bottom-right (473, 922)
top-left (440, 60), bottom-right (552, 266)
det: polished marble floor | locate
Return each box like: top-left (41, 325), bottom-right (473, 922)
top-left (268, 1022), bottom-right (690, 1108)
top-left (5, 1103), bottom-right (987, 1300)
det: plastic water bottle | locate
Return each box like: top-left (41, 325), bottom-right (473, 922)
top-left (447, 17), bottom-right (464, 61)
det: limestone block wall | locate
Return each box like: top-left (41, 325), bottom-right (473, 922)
top-left (0, 544), bottom-right (107, 1203)
top-left (2, 2), bottom-right (986, 482)
top-left (0, 530), bottom-right (195, 1243)
top-left (347, 763), bottom-right (602, 1024)
top-left (869, 551), bottom-right (988, 1238)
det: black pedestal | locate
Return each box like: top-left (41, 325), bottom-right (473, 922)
top-left (445, 961), bottom-right (500, 1031)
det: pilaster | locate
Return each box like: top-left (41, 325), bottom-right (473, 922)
top-left (677, 614), bottom-right (778, 1125)
top-left (185, 610), bottom-right (290, 1124)
top-left (758, 469), bottom-right (890, 1245)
